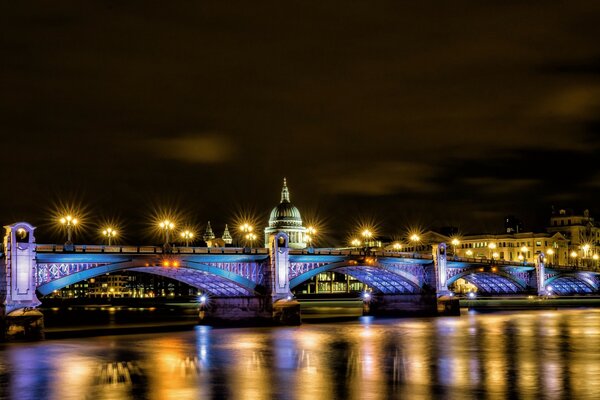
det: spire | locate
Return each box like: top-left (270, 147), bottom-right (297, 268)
top-left (222, 224), bottom-right (232, 244)
top-left (203, 221), bottom-right (215, 242)
top-left (281, 177), bottom-right (290, 203)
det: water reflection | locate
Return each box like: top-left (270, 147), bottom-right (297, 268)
top-left (2, 309), bottom-right (600, 399)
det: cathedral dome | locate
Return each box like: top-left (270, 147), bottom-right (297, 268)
top-left (265, 178), bottom-right (307, 249)
top-left (268, 178), bottom-right (303, 227)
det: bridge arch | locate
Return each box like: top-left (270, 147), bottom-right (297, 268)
top-left (545, 273), bottom-right (598, 295)
top-left (36, 261), bottom-right (261, 297)
top-left (289, 261), bottom-right (421, 294)
top-left (448, 270), bottom-right (527, 294)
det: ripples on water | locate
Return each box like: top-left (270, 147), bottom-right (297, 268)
top-left (1, 309), bottom-right (600, 399)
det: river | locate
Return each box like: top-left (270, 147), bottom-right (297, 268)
top-left (1, 308), bottom-right (600, 399)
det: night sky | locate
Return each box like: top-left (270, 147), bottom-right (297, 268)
top-left (2, 1), bottom-right (600, 244)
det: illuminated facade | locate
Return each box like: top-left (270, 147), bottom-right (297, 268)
top-left (547, 209), bottom-right (600, 264)
top-left (452, 232), bottom-right (569, 265)
top-left (264, 178), bottom-right (307, 249)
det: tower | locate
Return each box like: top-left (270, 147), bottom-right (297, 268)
top-left (222, 224), bottom-right (233, 245)
top-left (203, 221), bottom-right (215, 243)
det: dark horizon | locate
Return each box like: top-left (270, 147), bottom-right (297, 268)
top-left (2, 1), bottom-right (599, 244)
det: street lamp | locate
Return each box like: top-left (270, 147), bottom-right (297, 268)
top-left (546, 248), bottom-right (554, 266)
top-left (159, 220), bottom-right (175, 247)
top-left (180, 230), bottom-right (194, 247)
top-left (60, 215), bottom-right (78, 246)
top-left (570, 250), bottom-right (578, 266)
top-left (307, 226), bottom-right (316, 247)
top-left (362, 229), bottom-right (373, 254)
top-left (240, 223), bottom-right (254, 247)
top-left (393, 242), bottom-right (402, 252)
top-left (466, 250), bottom-right (473, 257)
top-left (451, 238), bottom-right (460, 256)
top-left (582, 244), bottom-right (591, 259)
top-left (410, 234), bottom-right (421, 253)
top-left (351, 238), bottom-right (361, 249)
top-left (102, 227), bottom-right (117, 246)
top-left (245, 232), bottom-right (257, 248)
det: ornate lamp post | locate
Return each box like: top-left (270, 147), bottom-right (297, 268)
top-left (180, 230), bottom-right (194, 247)
top-left (240, 223), bottom-right (254, 247)
top-left (60, 215), bottom-right (78, 247)
top-left (362, 229), bottom-right (373, 255)
top-left (245, 232), bottom-right (257, 248)
top-left (570, 251), bottom-right (578, 266)
top-left (410, 234), bottom-right (421, 254)
top-left (546, 248), bottom-right (554, 266)
top-left (102, 227), bottom-right (117, 246)
top-left (159, 220), bottom-right (175, 248)
top-left (451, 238), bottom-right (460, 257)
top-left (306, 226), bottom-right (316, 248)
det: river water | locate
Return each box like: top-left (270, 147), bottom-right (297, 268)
top-left (1, 308), bottom-right (600, 399)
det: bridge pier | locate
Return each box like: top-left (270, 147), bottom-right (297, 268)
top-left (198, 296), bottom-right (300, 326)
top-left (198, 232), bottom-right (301, 326)
top-left (2, 223), bottom-right (43, 340)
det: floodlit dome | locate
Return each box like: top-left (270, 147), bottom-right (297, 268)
top-left (265, 178), bottom-right (307, 249)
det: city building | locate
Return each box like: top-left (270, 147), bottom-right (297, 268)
top-left (546, 208), bottom-right (600, 265)
top-left (452, 232), bottom-right (569, 265)
top-left (87, 274), bottom-right (132, 298)
top-left (264, 178), bottom-right (308, 249)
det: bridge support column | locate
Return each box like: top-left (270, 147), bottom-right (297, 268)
top-left (536, 253), bottom-right (547, 296)
top-left (432, 242), bottom-right (460, 315)
top-left (2, 223), bottom-right (44, 340)
top-left (199, 231), bottom-right (300, 326)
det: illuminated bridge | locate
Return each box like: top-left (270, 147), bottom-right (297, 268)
top-left (2, 222), bottom-right (600, 328)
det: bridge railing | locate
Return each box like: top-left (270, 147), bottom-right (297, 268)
top-left (34, 244), bottom-right (269, 255)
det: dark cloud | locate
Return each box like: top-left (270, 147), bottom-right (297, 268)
top-left (1, 1), bottom-right (600, 242)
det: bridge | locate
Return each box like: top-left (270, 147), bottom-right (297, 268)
top-left (2, 222), bottom-right (600, 336)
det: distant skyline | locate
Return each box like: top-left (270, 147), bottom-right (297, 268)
top-left (2, 1), bottom-right (599, 243)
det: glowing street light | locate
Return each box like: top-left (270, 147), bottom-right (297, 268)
top-left (451, 238), bottom-right (460, 256)
top-left (102, 227), bottom-right (117, 246)
top-left (159, 220), bottom-right (175, 247)
top-left (410, 234), bottom-right (421, 253)
top-left (245, 232), bottom-right (257, 247)
top-left (392, 242), bottom-right (402, 252)
top-left (466, 250), bottom-right (473, 257)
top-left (306, 226), bottom-right (317, 247)
top-left (546, 248), bottom-right (554, 265)
top-left (362, 229), bottom-right (373, 243)
top-left (180, 230), bottom-right (194, 247)
top-left (60, 215), bottom-right (78, 246)
top-left (351, 238), bottom-right (361, 248)
top-left (570, 250), bottom-right (578, 266)
top-left (582, 244), bottom-right (591, 258)
top-left (240, 223), bottom-right (254, 246)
